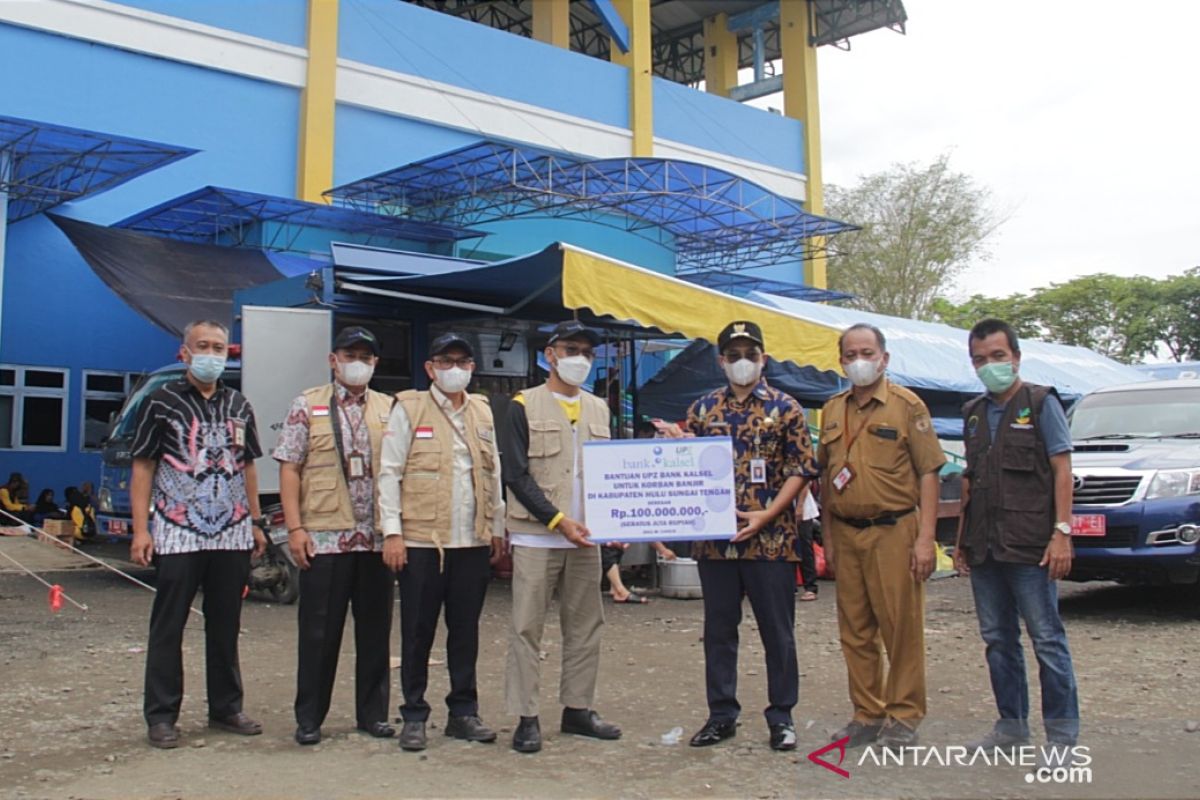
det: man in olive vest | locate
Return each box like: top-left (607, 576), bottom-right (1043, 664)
top-left (501, 320), bottom-right (621, 754)
top-left (378, 333), bottom-right (506, 752)
top-left (274, 326), bottom-right (395, 746)
top-left (956, 318), bottom-right (1079, 750)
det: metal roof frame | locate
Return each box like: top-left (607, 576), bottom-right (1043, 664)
top-left (115, 185), bottom-right (484, 252)
top-left (0, 115), bottom-right (196, 222)
top-left (325, 140), bottom-right (855, 273)
top-left (404, 1), bottom-right (905, 85)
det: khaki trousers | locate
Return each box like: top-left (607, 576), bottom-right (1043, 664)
top-left (831, 513), bottom-right (927, 726)
top-left (505, 545), bottom-right (605, 717)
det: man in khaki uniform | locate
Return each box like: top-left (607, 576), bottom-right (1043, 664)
top-left (820, 323), bottom-right (945, 749)
top-left (500, 321), bottom-right (621, 754)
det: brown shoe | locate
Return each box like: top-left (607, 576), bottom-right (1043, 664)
top-left (147, 722), bottom-right (180, 749)
top-left (208, 712), bottom-right (263, 736)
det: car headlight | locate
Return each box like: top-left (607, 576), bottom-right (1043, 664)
top-left (1145, 469), bottom-right (1200, 500)
top-left (97, 487), bottom-right (113, 513)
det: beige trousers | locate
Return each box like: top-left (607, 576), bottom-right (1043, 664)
top-left (505, 545), bottom-right (605, 717)
top-left (831, 513), bottom-right (927, 727)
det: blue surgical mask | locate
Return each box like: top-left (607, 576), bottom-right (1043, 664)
top-left (976, 362), bottom-right (1017, 394)
top-left (188, 352), bottom-right (226, 384)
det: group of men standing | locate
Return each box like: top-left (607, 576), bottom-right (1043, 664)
top-left (128, 314), bottom-right (1079, 756)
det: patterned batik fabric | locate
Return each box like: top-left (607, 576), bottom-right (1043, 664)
top-left (686, 380), bottom-right (818, 561)
top-left (272, 385), bottom-right (381, 555)
top-left (130, 379), bottom-right (261, 555)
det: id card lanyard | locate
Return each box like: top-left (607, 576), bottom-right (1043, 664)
top-left (833, 399), bottom-right (876, 493)
top-left (329, 394), bottom-right (368, 480)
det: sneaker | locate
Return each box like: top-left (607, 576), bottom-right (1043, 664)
top-left (769, 722), bottom-right (797, 751)
top-left (877, 720), bottom-right (919, 749)
top-left (966, 728), bottom-right (1031, 752)
top-left (831, 719), bottom-right (883, 748)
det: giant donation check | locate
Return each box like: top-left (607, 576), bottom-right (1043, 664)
top-left (581, 437), bottom-right (737, 543)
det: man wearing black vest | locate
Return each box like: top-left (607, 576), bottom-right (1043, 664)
top-left (956, 318), bottom-right (1080, 751)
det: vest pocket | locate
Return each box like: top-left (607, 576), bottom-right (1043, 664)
top-left (528, 420), bottom-right (563, 457)
top-left (1000, 446), bottom-right (1048, 512)
top-left (587, 423), bottom-right (611, 440)
top-left (306, 464), bottom-right (341, 513)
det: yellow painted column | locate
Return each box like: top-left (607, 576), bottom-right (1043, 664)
top-left (780, 0), bottom-right (826, 288)
top-left (610, 0), bottom-right (653, 157)
top-left (531, 0), bottom-right (570, 48)
top-left (297, 0), bottom-right (338, 203)
top-left (702, 13), bottom-right (738, 98)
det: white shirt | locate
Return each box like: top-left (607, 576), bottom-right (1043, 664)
top-left (509, 392), bottom-right (581, 550)
top-left (377, 385), bottom-right (505, 547)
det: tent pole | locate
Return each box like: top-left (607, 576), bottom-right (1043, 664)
top-left (0, 151), bottom-right (8, 357)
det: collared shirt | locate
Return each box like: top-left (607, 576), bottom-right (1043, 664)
top-left (378, 384), bottom-right (505, 547)
top-left (130, 379), bottom-right (261, 555)
top-left (685, 379), bottom-right (817, 561)
top-left (272, 383), bottom-right (380, 555)
top-left (983, 390), bottom-right (1073, 456)
top-left (819, 377), bottom-right (946, 520)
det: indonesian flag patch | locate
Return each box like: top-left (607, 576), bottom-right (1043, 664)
top-left (414, 426), bottom-right (435, 439)
top-left (311, 405), bottom-right (330, 417)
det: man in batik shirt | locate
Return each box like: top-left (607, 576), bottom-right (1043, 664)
top-left (683, 320), bottom-right (816, 752)
top-left (274, 327), bottom-right (395, 746)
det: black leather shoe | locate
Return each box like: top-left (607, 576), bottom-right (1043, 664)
top-left (769, 722), bottom-right (797, 751)
top-left (512, 716), bottom-right (542, 753)
top-left (357, 721), bottom-right (395, 739)
top-left (208, 712), bottom-right (263, 736)
top-left (689, 718), bottom-right (737, 747)
top-left (832, 719), bottom-right (883, 748)
top-left (147, 722), bottom-right (180, 749)
top-left (561, 708), bottom-right (621, 740)
top-left (445, 715), bottom-right (497, 743)
top-left (398, 720), bottom-right (427, 751)
top-left (294, 726), bottom-right (321, 746)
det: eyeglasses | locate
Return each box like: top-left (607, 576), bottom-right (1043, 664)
top-left (554, 343), bottom-right (595, 360)
top-left (431, 356), bottom-right (475, 369)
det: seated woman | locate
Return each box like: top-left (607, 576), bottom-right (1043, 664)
top-left (32, 488), bottom-right (67, 526)
top-left (64, 487), bottom-right (97, 541)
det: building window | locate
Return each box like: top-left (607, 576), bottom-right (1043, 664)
top-left (81, 371), bottom-right (134, 451)
top-left (0, 365), bottom-right (70, 451)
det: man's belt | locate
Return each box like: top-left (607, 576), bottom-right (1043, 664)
top-left (835, 508), bottom-right (916, 529)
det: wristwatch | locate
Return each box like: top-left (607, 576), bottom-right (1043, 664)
top-left (1053, 521), bottom-right (1072, 535)
top-left (253, 515), bottom-right (271, 530)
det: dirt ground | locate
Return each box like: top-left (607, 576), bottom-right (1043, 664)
top-left (1, 537), bottom-right (1198, 800)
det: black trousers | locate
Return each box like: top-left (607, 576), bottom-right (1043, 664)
top-left (294, 551), bottom-right (394, 730)
top-left (144, 550), bottom-right (251, 726)
top-left (398, 546), bottom-right (491, 721)
top-left (697, 559), bottom-right (799, 726)
top-left (797, 520), bottom-right (819, 592)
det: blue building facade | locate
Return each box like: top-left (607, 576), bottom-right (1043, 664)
top-left (0, 0), bottom-right (860, 498)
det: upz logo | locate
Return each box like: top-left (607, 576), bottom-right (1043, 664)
top-left (807, 736), bottom-right (851, 779)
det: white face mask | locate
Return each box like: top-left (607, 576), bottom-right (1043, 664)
top-left (723, 358), bottom-right (762, 387)
top-left (337, 360), bottom-right (374, 387)
top-left (434, 366), bottom-right (471, 394)
top-left (844, 358), bottom-right (882, 387)
top-left (554, 355), bottom-right (593, 387)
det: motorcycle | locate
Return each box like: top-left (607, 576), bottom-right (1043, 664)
top-left (247, 506), bottom-right (300, 604)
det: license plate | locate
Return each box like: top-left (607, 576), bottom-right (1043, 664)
top-left (1071, 514), bottom-right (1106, 537)
top-left (106, 519), bottom-right (128, 534)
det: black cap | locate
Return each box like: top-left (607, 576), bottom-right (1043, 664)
top-left (548, 320), bottom-right (600, 346)
top-left (429, 332), bottom-right (474, 358)
top-left (333, 326), bottom-right (381, 357)
top-left (717, 320), bottom-right (764, 351)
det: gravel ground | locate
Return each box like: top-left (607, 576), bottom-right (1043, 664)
top-left (0, 538), bottom-right (1198, 800)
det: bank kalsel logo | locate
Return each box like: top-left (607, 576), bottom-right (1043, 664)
top-left (807, 736), bottom-right (851, 779)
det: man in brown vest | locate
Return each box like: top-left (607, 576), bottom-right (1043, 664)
top-left (501, 320), bottom-right (620, 753)
top-left (820, 323), bottom-right (945, 750)
top-left (956, 318), bottom-right (1079, 751)
top-left (274, 326), bottom-right (395, 746)
top-left (378, 333), bottom-right (506, 752)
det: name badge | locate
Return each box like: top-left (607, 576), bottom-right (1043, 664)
top-left (478, 427), bottom-right (494, 442)
top-left (414, 426), bottom-right (435, 439)
top-left (750, 458), bottom-right (767, 484)
top-left (311, 405), bottom-right (330, 417)
top-left (832, 465), bottom-right (856, 493)
top-left (348, 454), bottom-right (365, 478)
top-left (871, 425), bottom-right (898, 441)
top-left (231, 419), bottom-right (246, 447)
